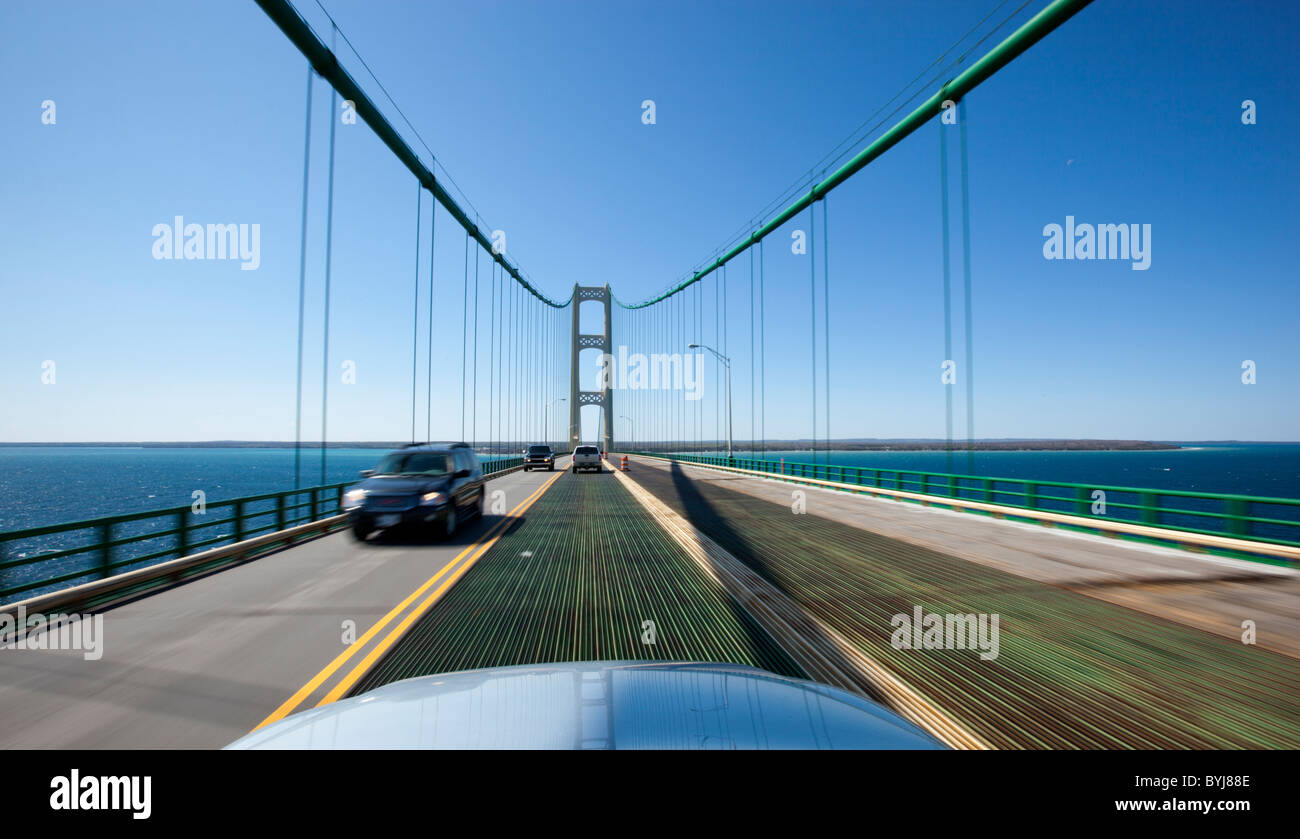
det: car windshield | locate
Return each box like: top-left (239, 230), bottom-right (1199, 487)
top-left (528, 446), bottom-right (551, 454)
top-left (373, 451), bottom-right (451, 476)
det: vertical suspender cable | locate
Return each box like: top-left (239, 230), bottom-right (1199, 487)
top-left (809, 198), bottom-right (817, 465)
top-left (750, 243), bottom-right (755, 455)
top-left (512, 282), bottom-right (519, 448)
top-left (760, 238), bottom-right (766, 457)
top-left (531, 296), bottom-right (536, 443)
top-left (515, 282), bottom-right (521, 448)
top-left (721, 263), bottom-right (727, 457)
top-left (526, 293), bottom-right (532, 443)
top-left (434, 174), bottom-right (444, 442)
top-left (411, 181), bottom-right (421, 444)
top-left (293, 65), bottom-right (313, 493)
top-left (489, 263), bottom-right (496, 454)
top-left (959, 99), bottom-right (976, 476)
top-left (503, 279), bottom-right (510, 450)
top-left (536, 295), bottom-right (539, 446)
top-left (460, 232), bottom-right (469, 441)
top-left (472, 242), bottom-right (480, 450)
top-left (529, 295), bottom-right (534, 443)
top-left (822, 197), bottom-right (830, 467)
top-left (319, 59), bottom-right (338, 489)
top-left (939, 108), bottom-right (955, 474)
top-left (498, 267), bottom-right (505, 453)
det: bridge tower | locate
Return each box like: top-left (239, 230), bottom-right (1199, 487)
top-left (569, 284), bottom-right (613, 453)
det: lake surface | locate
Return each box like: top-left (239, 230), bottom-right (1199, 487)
top-left (1, 443), bottom-right (1297, 605)
top-left (2, 443), bottom-right (1297, 534)
top-left (726, 444), bottom-right (1300, 499)
top-left (0, 447), bottom-right (518, 533)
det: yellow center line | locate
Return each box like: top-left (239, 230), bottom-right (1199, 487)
top-left (316, 467), bottom-right (565, 705)
top-left (250, 469), bottom-right (564, 732)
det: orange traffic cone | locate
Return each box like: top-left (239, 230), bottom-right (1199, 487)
top-left (620, 455), bottom-right (629, 471)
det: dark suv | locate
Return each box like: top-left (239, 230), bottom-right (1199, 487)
top-left (341, 443), bottom-right (485, 541)
top-left (523, 445), bottom-right (555, 471)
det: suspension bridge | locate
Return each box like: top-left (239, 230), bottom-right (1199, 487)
top-left (2, 0), bottom-right (1298, 749)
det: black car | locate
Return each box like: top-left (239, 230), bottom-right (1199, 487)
top-left (341, 443), bottom-right (485, 541)
top-left (523, 445), bottom-right (555, 471)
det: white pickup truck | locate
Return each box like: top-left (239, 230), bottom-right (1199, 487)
top-left (571, 445), bottom-right (603, 473)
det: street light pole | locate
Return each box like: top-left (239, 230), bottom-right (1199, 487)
top-left (689, 343), bottom-right (732, 460)
top-left (546, 398), bottom-right (566, 449)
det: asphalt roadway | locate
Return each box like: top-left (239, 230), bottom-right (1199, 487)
top-left (0, 460), bottom-right (570, 748)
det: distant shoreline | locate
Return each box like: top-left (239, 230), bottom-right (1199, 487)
top-left (5, 439), bottom-right (1292, 452)
top-left (644, 440), bottom-right (1186, 452)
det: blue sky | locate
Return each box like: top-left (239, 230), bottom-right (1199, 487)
top-left (0, 0), bottom-right (1296, 444)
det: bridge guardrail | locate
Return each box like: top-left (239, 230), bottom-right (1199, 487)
top-left (626, 451), bottom-right (1300, 562)
top-left (0, 455), bottom-right (525, 606)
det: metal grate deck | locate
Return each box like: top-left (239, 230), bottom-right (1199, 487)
top-left (351, 471), bottom-right (804, 693)
top-left (627, 461), bottom-right (1300, 748)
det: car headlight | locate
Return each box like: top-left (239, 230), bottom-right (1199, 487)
top-left (420, 491), bottom-right (447, 506)
top-left (342, 489), bottom-right (367, 508)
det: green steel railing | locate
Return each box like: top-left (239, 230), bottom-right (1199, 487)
top-left (0, 456), bottom-right (524, 605)
top-left (628, 451), bottom-right (1300, 557)
top-left (0, 482), bottom-right (350, 605)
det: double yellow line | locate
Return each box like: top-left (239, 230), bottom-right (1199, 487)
top-left (251, 468), bottom-right (565, 732)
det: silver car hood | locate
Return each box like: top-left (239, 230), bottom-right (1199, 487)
top-left (228, 661), bottom-right (944, 750)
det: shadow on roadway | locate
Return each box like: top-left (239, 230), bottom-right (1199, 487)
top-left (658, 459), bottom-right (892, 702)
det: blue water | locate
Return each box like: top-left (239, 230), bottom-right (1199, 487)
top-left (1, 444), bottom-right (1298, 534)
top-left (0, 447), bottom-right (519, 533)
top-left (738, 444), bottom-right (1300, 500)
top-left (0, 446), bottom-right (519, 604)
top-left (1, 443), bottom-right (1297, 605)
